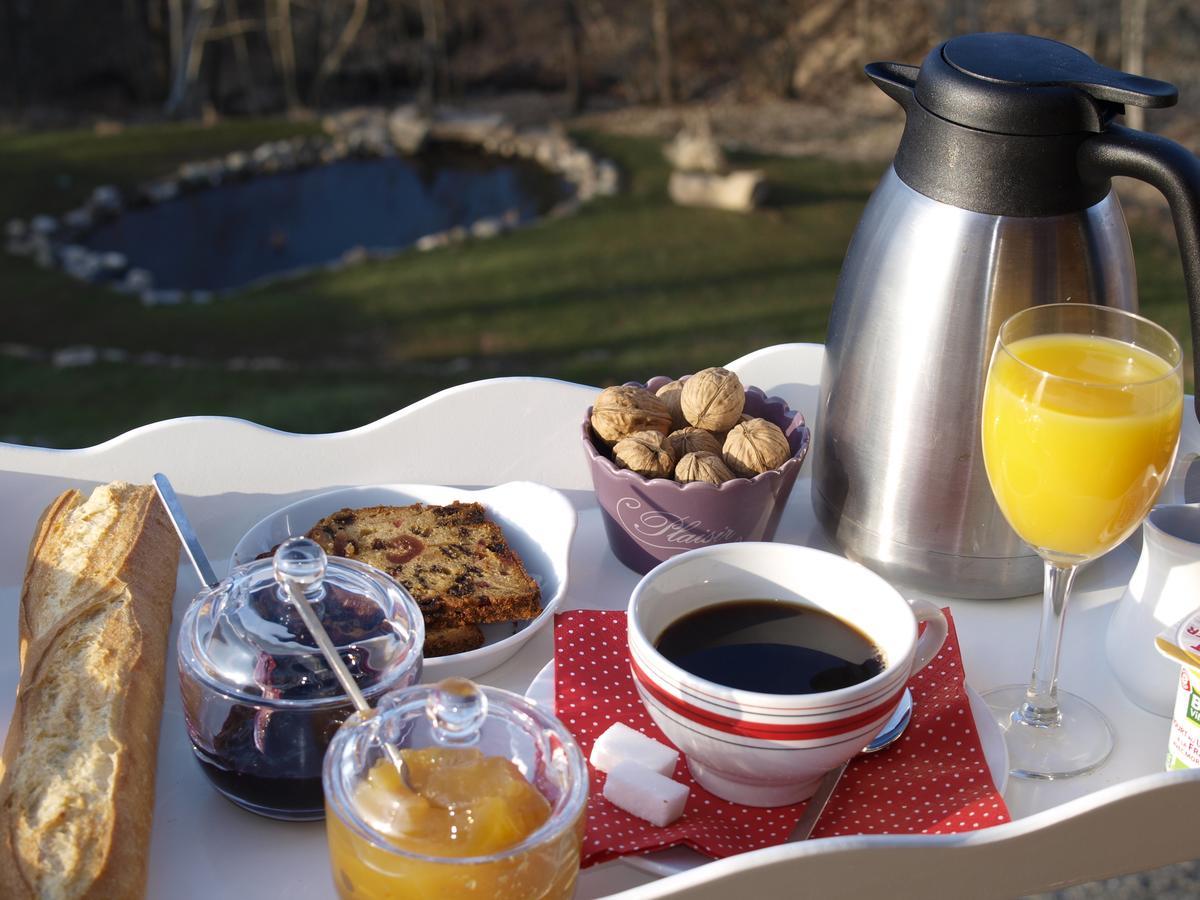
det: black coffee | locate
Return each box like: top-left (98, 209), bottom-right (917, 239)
top-left (654, 599), bottom-right (885, 694)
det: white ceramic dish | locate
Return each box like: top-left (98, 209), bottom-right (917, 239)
top-left (525, 659), bottom-right (1009, 877)
top-left (232, 481), bottom-right (575, 680)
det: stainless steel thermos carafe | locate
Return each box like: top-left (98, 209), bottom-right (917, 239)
top-left (813, 33), bottom-right (1200, 598)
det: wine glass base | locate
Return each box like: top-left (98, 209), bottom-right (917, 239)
top-left (983, 684), bottom-right (1115, 781)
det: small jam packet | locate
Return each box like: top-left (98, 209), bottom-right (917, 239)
top-left (1157, 610), bottom-right (1200, 667)
top-left (1156, 609), bottom-right (1200, 770)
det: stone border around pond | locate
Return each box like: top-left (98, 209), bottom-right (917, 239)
top-left (3, 107), bottom-right (619, 307)
top-left (0, 337), bottom-right (565, 378)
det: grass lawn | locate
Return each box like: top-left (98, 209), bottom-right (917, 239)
top-left (0, 120), bottom-right (1191, 447)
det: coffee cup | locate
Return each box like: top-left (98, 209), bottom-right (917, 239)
top-left (627, 542), bottom-right (947, 807)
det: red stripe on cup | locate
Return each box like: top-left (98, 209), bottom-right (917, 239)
top-left (631, 645), bottom-right (903, 715)
top-left (630, 658), bottom-right (906, 741)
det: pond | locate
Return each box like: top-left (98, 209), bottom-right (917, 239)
top-left (82, 145), bottom-right (567, 292)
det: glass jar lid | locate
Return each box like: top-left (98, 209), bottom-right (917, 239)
top-left (179, 537), bottom-right (425, 706)
top-left (324, 678), bottom-right (588, 863)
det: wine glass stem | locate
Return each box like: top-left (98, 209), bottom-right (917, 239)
top-left (1018, 561), bottom-right (1079, 728)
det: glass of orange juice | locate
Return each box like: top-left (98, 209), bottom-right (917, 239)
top-left (982, 303), bottom-right (1183, 779)
top-left (323, 678), bottom-right (588, 899)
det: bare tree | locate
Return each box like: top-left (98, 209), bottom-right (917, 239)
top-left (165, 0), bottom-right (218, 116)
top-left (312, 0), bottom-right (371, 106)
top-left (854, 0), bottom-right (873, 65)
top-left (268, 0), bottom-right (301, 111)
top-left (563, 0), bottom-right (584, 112)
top-left (224, 0), bottom-right (259, 111)
top-left (651, 0), bottom-right (674, 104)
top-left (167, 0), bottom-right (185, 76)
top-left (418, 0), bottom-right (447, 115)
top-left (165, 0), bottom-right (271, 116)
top-left (1122, 0), bottom-right (1149, 130)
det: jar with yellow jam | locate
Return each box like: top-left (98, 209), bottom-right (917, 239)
top-left (323, 678), bottom-right (587, 899)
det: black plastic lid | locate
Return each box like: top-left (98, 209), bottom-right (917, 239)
top-left (915, 33), bottom-right (1177, 136)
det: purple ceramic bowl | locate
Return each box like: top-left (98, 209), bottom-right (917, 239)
top-left (583, 376), bottom-right (811, 574)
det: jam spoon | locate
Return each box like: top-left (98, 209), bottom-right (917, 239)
top-left (153, 473), bottom-right (219, 589)
top-left (789, 688), bottom-right (914, 840)
top-left (275, 538), bottom-right (439, 800)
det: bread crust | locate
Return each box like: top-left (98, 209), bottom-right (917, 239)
top-left (17, 488), bottom-right (82, 667)
top-left (0, 483), bottom-right (180, 900)
top-left (423, 623), bottom-right (486, 657)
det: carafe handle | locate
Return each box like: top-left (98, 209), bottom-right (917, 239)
top-left (1079, 125), bottom-right (1200, 418)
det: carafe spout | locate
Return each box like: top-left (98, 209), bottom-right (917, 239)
top-left (865, 62), bottom-right (918, 112)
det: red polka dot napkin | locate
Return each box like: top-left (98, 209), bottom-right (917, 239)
top-left (553, 609), bottom-right (1009, 868)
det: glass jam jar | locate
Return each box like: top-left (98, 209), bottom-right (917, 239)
top-left (178, 537), bottom-right (424, 820)
top-left (324, 678), bottom-right (588, 899)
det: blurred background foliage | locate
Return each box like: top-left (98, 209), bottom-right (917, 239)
top-left (0, 0), bottom-right (1196, 446)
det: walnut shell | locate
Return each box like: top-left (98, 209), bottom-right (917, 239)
top-left (681, 367), bottom-right (745, 431)
top-left (723, 417), bottom-right (792, 478)
top-left (713, 414), bottom-right (754, 447)
top-left (591, 385), bottom-right (672, 444)
top-left (655, 380), bottom-right (689, 431)
top-left (675, 450), bottom-right (736, 485)
top-left (613, 430), bottom-right (677, 479)
top-left (666, 426), bottom-right (723, 460)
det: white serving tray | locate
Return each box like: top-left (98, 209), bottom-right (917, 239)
top-left (1, 343), bottom-right (1198, 899)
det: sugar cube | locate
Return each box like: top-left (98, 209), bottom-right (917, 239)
top-left (589, 723), bottom-right (679, 777)
top-left (602, 760), bottom-right (690, 827)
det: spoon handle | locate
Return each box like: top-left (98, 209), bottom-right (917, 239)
top-left (279, 578), bottom-right (371, 713)
top-left (789, 762), bottom-right (847, 841)
top-left (278, 567), bottom-right (413, 789)
top-left (153, 473), bottom-right (219, 589)
top-left (788, 687), bottom-right (913, 841)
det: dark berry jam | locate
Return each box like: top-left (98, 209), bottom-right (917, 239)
top-left (179, 544), bottom-right (423, 822)
top-left (179, 582), bottom-right (395, 820)
top-left (192, 749), bottom-right (326, 820)
top-left (181, 684), bottom-right (356, 821)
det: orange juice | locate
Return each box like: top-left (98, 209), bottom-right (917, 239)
top-left (982, 332), bottom-right (1182, 560)
top-left (326, 747), bottom-right (584, 899)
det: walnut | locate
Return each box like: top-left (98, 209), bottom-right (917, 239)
top-left (723, 417), bottom-right (792, 478)
top-left (655, 380), bottom-right (689, 431)
top-left (675, 451), bottom-right (736, 485)
top-left (666, 426), bottom-right (723, 460)
top-left (613, 430), bottom-right (677, 479)
top-left (681, 367), bottom-right (745, 432)
top-left (591, 385), bottom-right (672, 444)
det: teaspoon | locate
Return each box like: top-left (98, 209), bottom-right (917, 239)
top-left (789, 688), bottom-right (914, 841)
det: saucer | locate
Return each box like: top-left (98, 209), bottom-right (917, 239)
top-left (525, 659), bottom-right (1009, 877)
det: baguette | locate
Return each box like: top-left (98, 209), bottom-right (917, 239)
top-left (0, 482), bottom-right (180, 899)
